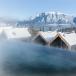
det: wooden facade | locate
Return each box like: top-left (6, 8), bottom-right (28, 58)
top-left (33, 31), bottom-right (76, 51)
top-left (50, 36), bottom-right (68, 49)
top-left (34, 35), bottom-right (47, 45)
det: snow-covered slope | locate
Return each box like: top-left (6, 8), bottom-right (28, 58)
top-left (0, 12), bottom-right (75, 28)
top-left (17, 12), bottom-right (75, 27)
top-left (32, 12), bottom-right (73, 24)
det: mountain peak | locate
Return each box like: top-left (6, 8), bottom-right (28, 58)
top-left (38, 11), bottom-right (65, 16)
top-left (17, 11), bottom-right (76, 28)
top-left (30, 11), bottom-right (73, 25)
top-left (44, 11), bottom-right (64, 14)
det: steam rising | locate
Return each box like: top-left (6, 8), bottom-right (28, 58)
top-left (0, 39), bottom-right (76, 76)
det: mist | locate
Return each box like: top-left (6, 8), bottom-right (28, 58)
top-left (0, 39), bottom-right (76, 76)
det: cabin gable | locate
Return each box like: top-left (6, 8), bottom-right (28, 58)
top-left (34, 35), bottom-right (47, 45)
top-left (50, 36), bottom-right (68, 49)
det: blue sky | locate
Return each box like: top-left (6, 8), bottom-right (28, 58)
top-left (0, 0), bottom-right (76, 20)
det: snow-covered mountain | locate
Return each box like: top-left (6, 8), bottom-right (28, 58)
top-left (32, 12), bottom-right (73, 24)
top-left (0, 12), bottom-right (76, 28)
top-left (17, 12), bottom-right (75, 27)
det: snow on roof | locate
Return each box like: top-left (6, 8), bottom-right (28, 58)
top-left (0, 26), bottom-right (13, 34)
top-left (37, 31), bottom-right (76, 46)
top-left (4, 28), bottom-right (31, 39)
top-left (59, 32), bottom-right (76, 46)
top-left (38, 31), bottom-right (57, 42)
